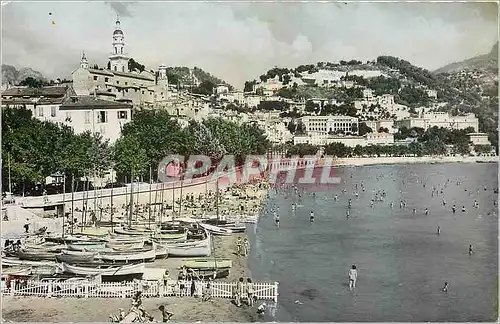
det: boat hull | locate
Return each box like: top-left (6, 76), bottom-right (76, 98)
top-left (60, 262), bottom-right (145, 276)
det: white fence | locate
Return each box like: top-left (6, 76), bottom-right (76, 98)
top-left (2, 279), bottom-right (279, 302)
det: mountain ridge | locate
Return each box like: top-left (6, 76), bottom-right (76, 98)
top-left (433, 42), bottom-right (498, 74)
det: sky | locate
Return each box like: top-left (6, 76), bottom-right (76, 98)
top-left (2, 1), bottom-right (498, 89)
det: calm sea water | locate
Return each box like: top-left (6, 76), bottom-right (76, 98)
top-left (248, 163), bottom-right (498, 322)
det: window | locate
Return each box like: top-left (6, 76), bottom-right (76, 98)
top-left (84, 111), bottom-right (91, 124)
top-left (125, 82), bottom-right (128, 85)
top-left (38, 106), bottom-right (43, 117)
top-left (122, 66), bottom-right (125, 72)
top-left (99, 111), bottom-right (108, 123)
top-left (117, 111), bottom-right (128, 119)
top-left (93, 76), bottom-right (98, 81)
top-left (50, 106), bottom-right (56, 117)
top-left (65, 112), bottom-right (71, 122)
top-left (115, 47), bottom-right (117, 54)
top-left (142, 90), bottom-right (144, 94)
top-left (105, 77), bottom-right (109, 82)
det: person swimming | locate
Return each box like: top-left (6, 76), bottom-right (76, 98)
top-left (413, 208), bottom-right (416, 214)
top-left (425, 208), bottom-right (429, 215)
top-left (452, 205), bottom-right (456, 213)
top-left (437, 226), bottom-right (441, 235)
top-left (310, 211), bottom-right (314, 223)
top-left (461, 206), bottom-right (466, 212)
top-left (346, 210), bottom-right (350, 219)
top-left (442, 282), bottom-right (448, 292)
top-left (469, 244), bottom-right (473, 255)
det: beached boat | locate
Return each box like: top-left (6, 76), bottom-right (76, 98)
top-left (62, 250), bottom-right (97, 257)
top-left (56, 253), bottom-right (96, 264)
top-left (107, 234), bottom-right (146, 243)
top-left (1, 266), bottom-right (32, 276)
top-left (113, 228), bottom-right (154, 236)
top-left (68, 242), bottom-right (107, 251)
top-left (151, 231), bottom-right (187, 241)
top-left (166, 236), bottom-right (211, 257)
top-left (106, 241), bottom-right (145, 250)
top-left (45, 235), bottom-right (106, 244)
top-left (1, 257), bottom-right (56, 267)
top-left (60, 262), bottom-right (145, 276)
top-left (198, 223), bottom-right (233, 236)
top-left (97, 244), bottom-right (156, 263)
top-left (154, 244), bottom-right (168, 259)
top-left (18, 249), bottom-right (58, 261)
top-left (182, 258), bottom-right (232, 269)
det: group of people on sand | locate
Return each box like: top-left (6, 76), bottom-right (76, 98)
top-left (109, 291), bottom-right (174, 323)
top-left (234, 277), bottom-right (256, 307)
top-left (236, 237), bottom-right (250, 256)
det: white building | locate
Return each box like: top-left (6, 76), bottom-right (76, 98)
top-left (301, 69), bottom-right (346, 87)
top-left (301, 115), bottom-right (359, 135)
top-left (426, 89), bottom-right (438, 99)
top-left (293, 132), bottom-right (394, 147)
top-left (263, 122), bottom-right (293, 144)
top-left (71, 18), bottom-right (169, 109)
top-left (348, 70), bottom-right (386, 78)
top-left (467, 133), bottom-right (491, 146)
top-left (214, 84), bottom-right (229, 95)
top-left (59, 95), bottom-right (133, 143)
top-left (395, 112), bottom-right (479, 131)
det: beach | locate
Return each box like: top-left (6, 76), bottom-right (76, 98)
top-left (1, 234), bottom-right (260, 322)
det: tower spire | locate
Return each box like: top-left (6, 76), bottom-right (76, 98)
top-left (80, 50), bottom-right (88, 69)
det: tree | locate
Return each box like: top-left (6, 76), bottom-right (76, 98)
top-left (244, 80), bottom-right (256, 93)
top-left (378, 127), bottom-right (389, 133)
top-left (286, 143), bottom-right (317, 157)
top-left (128, 58), bottom-right (145, 73)
top-left (107, 61), bottom-right (111, 70)
top-left (358, 122), bottom-right (372, 136)
top-left (18, 77), bottom-right (44, 88)
top-left (192, 80), bottom-right (215, 95)
top-left (113, 135), bottom-right (149, 179)
top-left (324, 142), bottom-right (352, 157)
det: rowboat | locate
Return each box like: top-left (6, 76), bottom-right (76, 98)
top-left (62, 250), bottom-right (97, 257)
top-left (68, 242), bottom-right (107, 251)
top-left (198, 223), bottom-right (233, 236)
top-left (98, 245), bottom-right (156, 263)
top-left (106, 241), bottom-right (145, 250)
top-left (56, 253), bottom-right (96, 264)
top-left (167, 236), bottom-right (211, 257)
top-left (107, 235), bottom-right (145, 243)
top-left (23, 243), bottom-right (67, 253)
top-left (60, 262), bottom-right (145, 276)
top-left (1, 257), bottom-right (56, 267)
top-left (178, 267), bottom-right (230, 280)
top-left (1, 266), bottom-right (32, 276)
top-left (18, 249), bottom-right (58, 261)
top-left (154, 244), bottom-right (168, 259)
top-left (151, 232), bottom-right (187, 241)
top-left (45, 235), bottom-right (106, 244)
top-left (182, 258), bottom-right (232, 269)
top-left (113, 228), bottom-right (153, 236)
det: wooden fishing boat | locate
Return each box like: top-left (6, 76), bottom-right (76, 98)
top-left (62, 250), bottom-right (97, 257)
top-left (182, 258), bottom-right (232, 269)
top-left (113, 228), bottom-right (153, 236)
top-left (45, 235), bottom-right (106, 244)
top-left (60, 262), bottom-right (145, 276)
top-left (18, 249), bottom-right (59, 261)
top-left (198, 223), bottom-right (233, 236)
top-left (106, 241), bottom-right (145, 250)
top-left (151, 231), bottom-right (187, 241)
top-left (154, 244), bottom-right (168, 259)
top-left (23, 243), bottom-right (68, 253)
top-left (1, 266), bottom-right (32, 276)
top-left (56, 253), bottom-right (96, 264)
top-left (68, 242), bottom-right (107, 251)
top-left (166, 236), bottom-right (211, 257)
top-left (1, 257), bottom-right (56, 267)
top-left (107, 234), bottom-right (146, 243)
top-left (97, 244), bottom-right (156, 263)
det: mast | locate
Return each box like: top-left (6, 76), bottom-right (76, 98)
top-left (128, 169), bottom-right (134, 228)
top-left (216, 177), bottom-right (219, 225)
top-left (8, 152), bottom-right (12, 194)
top-left (81, 176), bottom-right (88, 233)
top-left (71, 174), bottom-right (75, 235)
top-left (62, 172), bottom-right (66, 238)
top-left (178, 169), bottom-right (184, 219)
top-left (110, 179), bottom-right (114, 233)
top-left (148, 166), bottom-right (152, 229)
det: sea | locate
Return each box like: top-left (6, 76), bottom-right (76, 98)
top-left (248, 163), bottom-right (498, 322)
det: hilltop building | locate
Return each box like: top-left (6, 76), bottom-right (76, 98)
top-left (71, 18), bottom-right (169, 109)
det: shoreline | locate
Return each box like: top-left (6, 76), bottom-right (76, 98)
top-left (334, 155), bottom-right (498, 167)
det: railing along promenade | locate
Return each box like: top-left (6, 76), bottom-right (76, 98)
top-left (2, 279), bottom-right (279, 302)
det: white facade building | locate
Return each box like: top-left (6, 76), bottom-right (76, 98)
top-left (293, 132), bottom-right (394, 147)
top-left (301, 115), bottom-right (359, 135)
top-left (467, 133), bottom-right (491, 146)
top-left (395, 112), bottom-right (479, 131)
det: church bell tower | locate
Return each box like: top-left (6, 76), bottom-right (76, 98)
top-left (108, 17), bottom-right (129, 72)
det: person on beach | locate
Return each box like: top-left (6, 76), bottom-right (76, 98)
top-left (349, 265), bottom-right (358, 290)
top-left (257, 303), bottom-right (267, 316)
top-left (246, 278), bottom-right (255, 306)
top-left (243, 238), bottom-right (250, 256)
top-left (310, 211), bottom-right (315, 223)
top-left (158, 305), bottom-right (173, 322)
top-left (234, 277), bottom-right (244, 307)
top-left (236, 237), bottom-right (243, 256)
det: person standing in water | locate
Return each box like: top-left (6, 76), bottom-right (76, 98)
top-left (425, 208), bottom-right (429, 215)
top-left (452, 205), bottom-right (456, 213)
top-left (274, 212), bottom-right (280, 228)
top-left (348, 265), bottom-right (358, 290)
top-left (310, 210), bottom-right (315, 223)
top-left (346, 210), bottom-right (350, 219)
top-left (469, 244), bottom-right (473, 255)
top-left (437, 226), bottom-right (441, 235)
top-left (442, 282), bottom-right (449, 292)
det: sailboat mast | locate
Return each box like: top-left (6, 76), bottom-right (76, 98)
top-left (62, 172), bottom-right (66, 238)
top-left (216, 177), bottom-right (219, 224)
top-left (111, 179), bottom-right (114, 233)
top-left (71, 174), bottom-right (75, 235)
top-left (148, 166), bottom-right (152, 229)
top-left (8, 152), bottom-right (12, 194)
top-left (128, 169), bottom-right (134, 229)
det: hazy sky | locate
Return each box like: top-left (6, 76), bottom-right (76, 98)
top-left (2, 1), bottom-right (498, 88)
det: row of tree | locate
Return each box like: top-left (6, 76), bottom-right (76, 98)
top-left (2, 108), bottom-right (270, 194)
